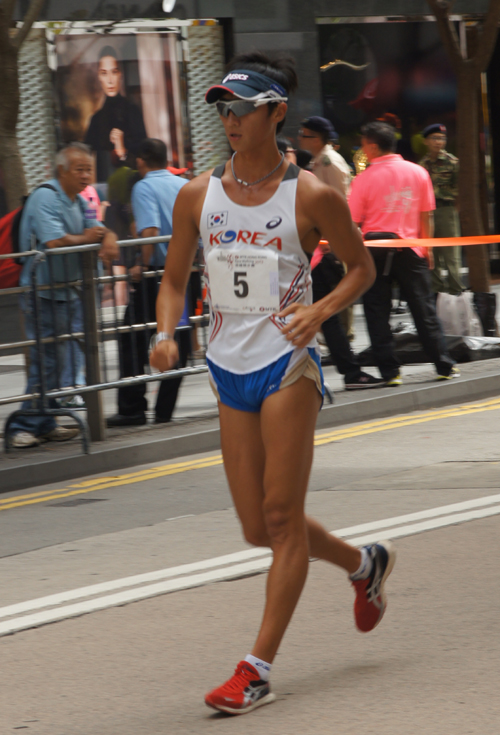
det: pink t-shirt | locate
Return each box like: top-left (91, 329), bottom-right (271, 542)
top-left (80, 185), bottom-right (101, 222)
top-left (348, 154), bottom-right (435, 258)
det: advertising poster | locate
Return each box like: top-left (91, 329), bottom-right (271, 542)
top-left (55, 32), bottom-right (191, 184)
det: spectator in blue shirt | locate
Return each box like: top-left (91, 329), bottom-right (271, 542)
top-left (9, 142), bottom-right (119, 448)
top-left (107, 138), bottom-right (190, 427)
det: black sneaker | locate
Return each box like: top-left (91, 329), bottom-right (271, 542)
top-left (345, 372), bottom-right (386, 390)
top-left (436, 366), bottom-right (460, 381)
top-left (385, 373), bottom-right (403, 387)
top-left (106, 413), bottom-right (146, 427)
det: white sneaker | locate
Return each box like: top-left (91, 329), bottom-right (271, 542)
top-left (11, 431), bottom-right (40, 448)
top-left (59, 395), bottom-right (85, 408)
top-left (41, 426), bottom-right (79, 442)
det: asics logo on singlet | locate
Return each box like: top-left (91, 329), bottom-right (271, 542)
top-left (223, 73), bottom-right (249, 82)
top-left (266, 217), bottom-right (282, 229)
top-left (209, 230), bottom-right (282, 250)
top-left (207, 211), bottom-right (228, 229)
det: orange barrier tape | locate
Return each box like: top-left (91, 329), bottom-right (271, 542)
top-left (320, 236), bottom-right (500, 249)
top-left (362, 236), bottom-right (500, 248)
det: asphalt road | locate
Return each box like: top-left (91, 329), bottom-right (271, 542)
top-left (1, 397), bottom-right (500, 734)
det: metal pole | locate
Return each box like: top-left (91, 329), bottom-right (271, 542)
top-left (81, 249), bottom-right (106, 441)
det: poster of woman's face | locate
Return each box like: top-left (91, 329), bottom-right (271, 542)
top-left (55, 33), bottom-right (191, 184)
top-left (98, 53), bottom-right (122, 97)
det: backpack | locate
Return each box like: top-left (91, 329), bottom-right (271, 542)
top-left (0, 183), bottom-right (57, 289)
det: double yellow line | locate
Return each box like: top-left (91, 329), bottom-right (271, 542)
top-left (314, 396), bottom-right (500, 445)
top-left (2, 396), bottom-right (500, 512)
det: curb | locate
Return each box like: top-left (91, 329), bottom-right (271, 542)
top-left (2, 373), bottom-right (500, 493)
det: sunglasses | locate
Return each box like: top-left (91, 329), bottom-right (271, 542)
top-left (298, 130), bottom-right (318, 138)
top-left (215, 97), bottom-right (285, 118)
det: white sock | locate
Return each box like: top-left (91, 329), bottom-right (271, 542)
top-left (244, 654), bottom-right (272, 682)
top-left (349, 547), bottom-right (372, 581)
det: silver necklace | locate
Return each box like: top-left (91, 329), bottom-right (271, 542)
top-left (231, 151), bottom-right (285, 187)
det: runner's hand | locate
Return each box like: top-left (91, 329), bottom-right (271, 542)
top-left (150, 339), bottom-right (179, 372)
top-left (278, 303), bottom-right (324, 348)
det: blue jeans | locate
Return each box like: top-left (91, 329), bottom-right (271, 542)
top-left (60, 296), bottom-right (86, 388)
top-left (9, 295), bottom-right (79, 437)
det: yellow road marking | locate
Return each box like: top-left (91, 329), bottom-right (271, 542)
top-left (2, 396), bottom-right (500, 512)
top-left (0, 458), bottom-right (224, 511)
top-left (314, 403), bottom-right (500, 445)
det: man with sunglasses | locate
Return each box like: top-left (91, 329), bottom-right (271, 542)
top-left (151, 52), bottom-right (395, 716)
top-left (298, 117), bottom-right (381, 389)
top-left (298, 116), bottom-right (352, 198)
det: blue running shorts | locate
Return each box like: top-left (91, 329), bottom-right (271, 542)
top-left (207, 347), bottom-right (324, 413)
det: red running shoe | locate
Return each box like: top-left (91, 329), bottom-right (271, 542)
top-left (205, 661), bottom-right (276, 715)
top-left (351, 541), bottom-right (396, 632)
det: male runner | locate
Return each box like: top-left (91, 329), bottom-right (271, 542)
top-left (150, 52), bottom-right (396, 715)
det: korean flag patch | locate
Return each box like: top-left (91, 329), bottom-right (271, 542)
top-left (208, 211), bottom-right (228, 229)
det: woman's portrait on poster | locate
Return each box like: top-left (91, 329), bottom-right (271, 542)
top-left (84, 46), bottom-right (147, 183)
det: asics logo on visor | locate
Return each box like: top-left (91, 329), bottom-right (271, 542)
top-left (216, 98), bottom-right (286, 118)
top-left (223, 73), bottom-right (249, 82)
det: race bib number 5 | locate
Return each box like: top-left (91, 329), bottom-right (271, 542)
top-left (207, 248), bottom-right (280, 315)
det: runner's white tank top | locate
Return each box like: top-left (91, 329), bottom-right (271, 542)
top-left (199, 162), bottom-right (316, 374)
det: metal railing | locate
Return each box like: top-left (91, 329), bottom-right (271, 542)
top-left (1, 236), bottom-right (210, 454)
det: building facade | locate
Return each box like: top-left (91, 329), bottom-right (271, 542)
top-left (11, 0), bottom-right (498, 230)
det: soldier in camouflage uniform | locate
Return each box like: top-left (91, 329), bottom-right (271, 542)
top-left (419, 124), bottom-right (465, 295)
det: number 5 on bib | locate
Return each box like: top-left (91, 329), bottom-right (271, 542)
top-left (207, 248), bottom-right (280, 315)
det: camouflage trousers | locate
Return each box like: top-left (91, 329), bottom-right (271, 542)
top-left (431, 206), bottom-right (465, 295)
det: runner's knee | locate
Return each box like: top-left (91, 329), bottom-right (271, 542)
top-left (262, 499), bottom-right (300, 545)
top-left (242, 519), bottom-right (269, 548)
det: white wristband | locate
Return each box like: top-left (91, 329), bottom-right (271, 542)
top-left (150, 332), bottom-right (174, 351)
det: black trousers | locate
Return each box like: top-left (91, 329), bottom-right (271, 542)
top-left (363, 248), bottom-right (454, 380)
top-left (117, 276), bottom-right (190, 420)
top-left (312, 254), bottom-right (362, 383)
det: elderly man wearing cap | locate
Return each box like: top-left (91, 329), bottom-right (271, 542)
top-left (419, 124), bottom-right (464, 295)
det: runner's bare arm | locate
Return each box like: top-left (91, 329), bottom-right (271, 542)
top-left (150, 178), bottom-right (206, 372)
top-left (280, 176), bottom-right (375, 348)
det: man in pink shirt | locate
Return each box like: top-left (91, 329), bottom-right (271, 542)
top-left (349, 122), bottom-right (457, 384)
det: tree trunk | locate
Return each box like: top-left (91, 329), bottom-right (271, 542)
top-left (0, 12), bottom-right (28, 212)
top-left (0, 130), bottom-right (27, 211)
top-left (456, 66), bottom-right (491, 292)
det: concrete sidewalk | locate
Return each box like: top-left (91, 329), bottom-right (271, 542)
top-left (2, 302), bottom-right (500, 492)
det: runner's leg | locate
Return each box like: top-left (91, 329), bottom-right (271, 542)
top-left (218, 406), bottom-right (268, 546)
top-left (219, 376), bottom-right (362, 664)
top-left (251, 376), bottom-right (318, 662)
